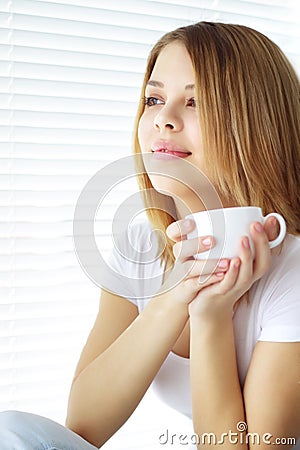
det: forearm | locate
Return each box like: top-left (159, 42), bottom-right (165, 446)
top-left (190, 315), bottom-right (247, 450)
top-left (66, 295), bottom-right (189, 447)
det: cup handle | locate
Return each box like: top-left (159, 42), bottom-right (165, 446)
top-left (263, 213), bottom-right (287, 249)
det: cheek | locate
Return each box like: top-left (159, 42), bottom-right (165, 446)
top-left (137, 114), bottom-right (151, 152)
top-left (188, 119), bottom-right (204, 160)
top-left (189, 116), bottom-right (202, 143)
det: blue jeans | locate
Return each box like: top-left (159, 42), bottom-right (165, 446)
top-left (0, 411), bottom-right (99, 450)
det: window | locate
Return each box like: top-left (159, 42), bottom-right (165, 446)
top-left (1, 0), bottom-right (299, 447)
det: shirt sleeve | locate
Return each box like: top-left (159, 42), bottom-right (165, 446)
top-left (258, 239), bottom-right (300, 342)
top-left (106, 243), bottom-right (138, 306)
top-left (105, 221), bottom-right (164, 308)
top-left (105, 225), bottom-right (143, 306)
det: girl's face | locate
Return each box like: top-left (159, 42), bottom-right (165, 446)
top-left (138, 42), bottom-right (212, 212)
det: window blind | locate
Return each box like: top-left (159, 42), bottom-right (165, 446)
top-left (0, 0), bottom-right (299, 443)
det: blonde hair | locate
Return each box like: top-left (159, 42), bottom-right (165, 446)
top-left (133, 22), bottom-right (300, 266)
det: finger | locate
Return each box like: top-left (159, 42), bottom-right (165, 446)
top-left (263, 216), bottom-right (279, 242)
top-left (173, 235), bottom-right (214, 260)
top-left (234, 236), bottom-right (253, 289)
top-left (169, 258), bottom-right (228, 290)
top-left (214, 258), bottom-right (241, 294)
top-left (250, 222), bottom-right (272, 280)
top-left (185, 272), bottom-right (225, 292)
top-left (198, 272), bottom-right (225, 286)
top-left (166, 218), bottom-right (195, 242)
top-left (183, 258), bottom-right (229, 278)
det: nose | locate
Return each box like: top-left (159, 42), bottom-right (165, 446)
top-left (154, 105), bottom-right (183, 132)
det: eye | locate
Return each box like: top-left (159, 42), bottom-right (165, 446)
top-left (186, 97), bottom-right (196, 107)
top-left (144, 96), bottom-right (164, 107)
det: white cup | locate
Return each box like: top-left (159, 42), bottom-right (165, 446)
top-left (186, 206), bottom-right (286, 259)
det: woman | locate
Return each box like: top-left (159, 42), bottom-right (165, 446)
top-left (0, 21), bottom-right (299, 450)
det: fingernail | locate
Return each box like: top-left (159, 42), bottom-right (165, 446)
top-left (217, 259), bottom-right (228, 268)
top-left (254, 222), bottom-right (263, 233)
top-left (234, 259), bottom-right (241, 268)
top-left (183, 219), bottom-right (193, 230)
top-left (242, 237), bottom-right (250, 248)
top-left (202, 237), bottom-right (212, 246)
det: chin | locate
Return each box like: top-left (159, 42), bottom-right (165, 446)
top-left (150, 176), bottom-right (197, 208)
top-left (149, 174), bottom-right (224, 214)
top-left (150, 176), bottom-right (185, 195)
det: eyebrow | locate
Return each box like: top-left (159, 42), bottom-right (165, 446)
top-left (146, 80), bottom-right (195, 90)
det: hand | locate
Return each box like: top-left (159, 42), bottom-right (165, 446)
top-left (158, 219), bottom-right (228, 306)
top-left (188, 221), bottom-right (272, 321)
top-left (264, 215), bottom-right (280, 242)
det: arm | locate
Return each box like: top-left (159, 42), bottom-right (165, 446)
top-left (190, 321), bottom-right (300, 449)
top-left (66, 221), bottom-right (227, 447)
top-left (188, 222), bottom-right (300, 449)
top-left (189, 258), bottom-right (248, 449)
top-left (66, 289), bottom-right (189, 448)
top-left (190, 309), bottom-right (246, 448)
top-left (243, 341), bottom-right (300, 449)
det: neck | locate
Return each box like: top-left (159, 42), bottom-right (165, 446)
top-left (174, 190), bottom-right (233, 220)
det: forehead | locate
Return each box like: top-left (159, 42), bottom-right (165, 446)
top-left (150, 42), bottom-right (194, 82)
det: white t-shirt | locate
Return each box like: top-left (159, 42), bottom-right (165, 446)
top-left (107, 220), bottom-right (300, 446)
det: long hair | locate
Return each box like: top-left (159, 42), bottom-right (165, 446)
top-left (133, 21), bottom-right (300, 266)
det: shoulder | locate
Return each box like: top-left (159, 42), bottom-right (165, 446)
top-left (107, 218), bottom-right (165, 303)
top-left (274, 234), bottom-right (300, 266)
top-left (261, 234), bottom-right (300, 290)
top-left (254, 234), bottom-right (300, 342)
top-left (113, 218), bottom-right (161, 261)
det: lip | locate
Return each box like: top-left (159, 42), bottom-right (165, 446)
top-left (151, 140), bottom-right (192, 160)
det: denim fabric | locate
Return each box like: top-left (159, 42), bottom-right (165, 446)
top-left (0, 411), bottom-right (99, 450)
